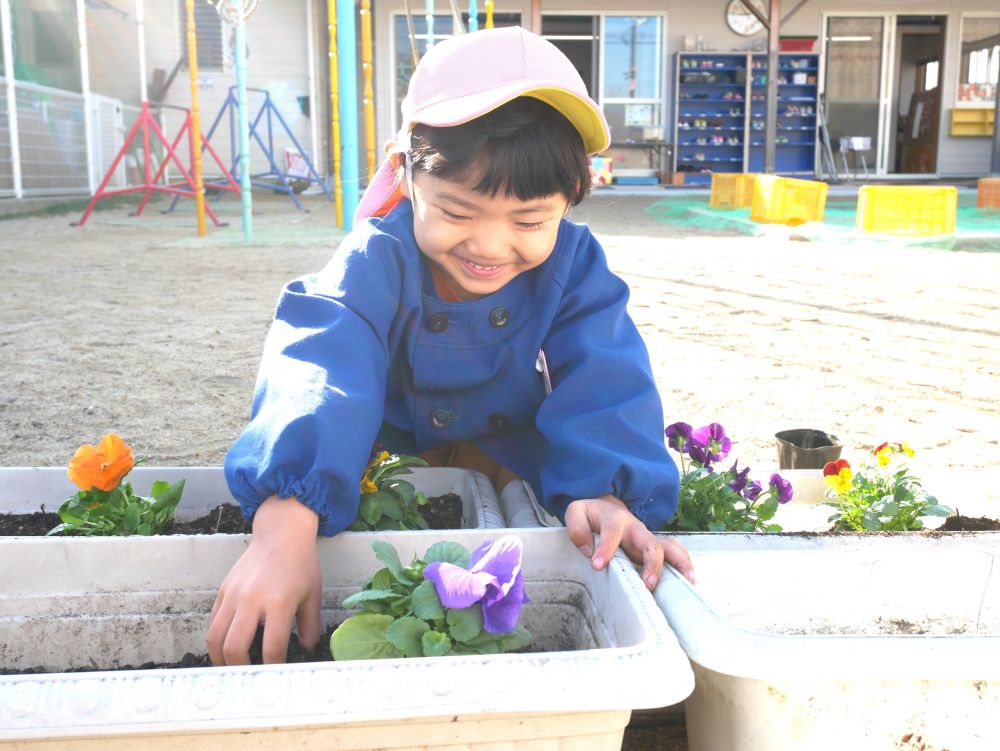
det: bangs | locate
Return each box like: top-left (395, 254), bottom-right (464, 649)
top-left (409, 97), bottom-right (592, 206)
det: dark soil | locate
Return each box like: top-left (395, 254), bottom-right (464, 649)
top-left (939, 514), bottom-right (1000, 531)
top-left (0, 493), bottom-right (464, 536)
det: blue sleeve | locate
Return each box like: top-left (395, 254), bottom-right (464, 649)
top-left (224, 231), bottom-right (403, 536)
top-left (534, 232), bottom-right (679, 530)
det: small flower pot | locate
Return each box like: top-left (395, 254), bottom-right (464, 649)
top-left (774, 429), bottom-right (843, 470)
top-left (0, 528), bottom-right (693, 749)
top-left (653, 532), bottom-right (1000, 751)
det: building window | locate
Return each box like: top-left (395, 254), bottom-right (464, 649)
top-left (178, 0), bottom-right (229, 72)
top-left (601, 15), bottom-right (665, 138)
top-left (958, 15), bottom-right (1000, 105)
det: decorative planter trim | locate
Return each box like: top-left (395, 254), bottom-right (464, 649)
top-left (0, 527), bottom-right (694, 743)
top-left (0, 466), bottom-right (506, 529)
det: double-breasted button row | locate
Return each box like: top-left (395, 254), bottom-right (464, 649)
top-left (426, 308), bottom-right (511, 332)
top-left (428, 409), bottom-right (511, 433)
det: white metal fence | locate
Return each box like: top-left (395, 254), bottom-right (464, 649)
top-left (0, 77), bottom-right (164, 199)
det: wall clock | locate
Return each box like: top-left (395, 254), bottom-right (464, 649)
top-left (726, 0), bottom-right (766, 36)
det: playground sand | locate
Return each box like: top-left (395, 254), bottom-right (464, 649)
top-left (1, 191), bottom-right (998, 491)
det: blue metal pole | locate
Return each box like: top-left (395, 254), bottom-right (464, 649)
top-left (336, 0), bottom-right (359, 228)
top-left (232, 0), bottom-right (253, 243)
top-left (468, 0), bottom-right (477, 32)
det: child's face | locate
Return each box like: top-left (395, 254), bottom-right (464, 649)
top-left (403, 170), bottom-right (569, 301)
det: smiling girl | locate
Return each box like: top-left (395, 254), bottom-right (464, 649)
top-left (209, 26), bottom-right (693, 667)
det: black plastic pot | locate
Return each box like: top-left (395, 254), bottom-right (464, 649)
top-left (775, 429), bottom-right (843, 470)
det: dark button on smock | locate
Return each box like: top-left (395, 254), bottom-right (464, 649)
top-left (489, 412), bottom-right (511, 433)
top-left (489, 307), bottom-right (510, 328)
top-left (429, 409), bottom-right (451, 429)
top-left (427, 313), bottom-right (449, 333)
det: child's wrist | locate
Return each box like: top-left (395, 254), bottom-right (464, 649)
top-left (252, 495), bottom-right (320, 541)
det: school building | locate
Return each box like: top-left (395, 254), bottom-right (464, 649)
top-left (0, 0), bottom-right (997, 198)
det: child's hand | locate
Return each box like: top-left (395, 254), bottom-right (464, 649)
top-left (207, 496), bottom-right (322, 665)
top-left (564, 495), bottom-right (695, 591)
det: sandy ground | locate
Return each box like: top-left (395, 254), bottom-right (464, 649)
top-left (1, 191), bottom-right (999, 494)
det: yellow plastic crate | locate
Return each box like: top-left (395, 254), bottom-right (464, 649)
top-left (710, 173), bottom-right (759, 209)
top-left (856, 185), bottom-right (958, 237)
top-left (750, 176), bottom-right (828, 226)
top-left (978, 177), bottom-right (1000, 211)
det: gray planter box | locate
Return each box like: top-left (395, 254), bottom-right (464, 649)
top-left (0, 527), bottom-right (694, 749)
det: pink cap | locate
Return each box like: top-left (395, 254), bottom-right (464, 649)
top-left (355, 26), bottom-right (610, 223)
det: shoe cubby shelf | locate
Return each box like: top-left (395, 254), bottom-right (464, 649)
top-left (674, 51), bottom-right (819, 182)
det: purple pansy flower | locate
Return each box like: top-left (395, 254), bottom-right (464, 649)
top-left (728, 462), bottom-right (751, 493)
top-left (742, 479), bottom-right (763, 501)
top-left (770, 473), bottom-right (794, 504)
top-left (423, 535), bottom-right (527, 633)
top-left (665, 422), bottom-right (693, 453)
top-left (690, 423), bottom-right (732, 463)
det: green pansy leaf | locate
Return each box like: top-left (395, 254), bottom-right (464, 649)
top-left (424, 541), bottom-right (470, 568)
top-left (347, 521), bottom-right (371, 532)
top-left (123, 502), bottom-right (140, 532)
top-left (359, 496), bottom-right (382, 526)
top-left (386, 480), bottom-right (416, 506)
top-left (385, 616), bottom-right (430, 657)
top-left (421, 630), bottom-right (452, 657)
top-left (374, 516), bottom-right (400, 531)
top-left (330, 613), bottom-right (403, 660)
top-left (499, 625), bottom-right (533, 652)
top-left (757, 497), bottom-right (778, 521)
top-left (446, 605), bottom-right (483, 644)
top-left (342, 589), bottom-right (399, 609)
top-left (151, 479), bottom-right (185, 514)
top-left (371, 540), bottom-right (407, 583)
top-left (924, 504), bottom-right (954, 517)
top-left (372, 491), bottom-right (405, 521)
top-left (411, 579), bottom-right (445, 620)
top-left (370, 568), bottom-right (398, 593)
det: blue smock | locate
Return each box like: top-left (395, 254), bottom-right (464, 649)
top-left (224, 200), bottom-right (679, 535)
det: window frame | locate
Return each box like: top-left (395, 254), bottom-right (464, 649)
top-left (955, 12), bottom-right (1000, 108)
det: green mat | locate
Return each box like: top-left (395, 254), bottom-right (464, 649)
top-left (644, 194), bottom-right (1000, 251)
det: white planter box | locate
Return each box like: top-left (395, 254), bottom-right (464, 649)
top-left (0, 466), bottom-right (506, 529)
top-left (0, 527), bottom-right (694, 749)
top-left (654, 533), bottom-right (1000, 751)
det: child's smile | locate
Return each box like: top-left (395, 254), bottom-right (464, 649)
top-left (404, 171), bottom-right (569, 301)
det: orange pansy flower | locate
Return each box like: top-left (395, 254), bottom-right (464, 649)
top-left (67, 433), bottom-right (135, 492)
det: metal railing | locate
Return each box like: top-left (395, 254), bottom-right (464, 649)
top-left (0, 77), bottom-right (161, 199)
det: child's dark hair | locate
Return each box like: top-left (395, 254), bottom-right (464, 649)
top-left (409, 97), bottom-right (592, 206)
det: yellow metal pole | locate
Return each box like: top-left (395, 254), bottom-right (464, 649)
top-left (361, 0), bottom-right (375, 181)
top-left (328, 0), bottom-right (344, 227)
top-left (185, 0), bottom-right (206, 236)
top-left (485, 0), bottom-right (494, 28)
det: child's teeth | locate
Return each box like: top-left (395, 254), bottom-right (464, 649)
top-left (468, 260), bottom-right (497, 270)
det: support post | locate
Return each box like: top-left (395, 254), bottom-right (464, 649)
top-left (76, 0), bottom-right (96, 194)
top-left (485, 0), bottom-right (493, 29)
top-left (426, 0), bottom-right (435, 47)
top-left (361, 0), bottom-right (375, 181)
top-left (468, 0), bottom-right (477, 32)
top-left (327, 0), bottom-right (343, 226)
top-left (991, 74), bottom-right (1000, 175)
top-left (530, 0), bottom-right (541, 35)
top-left (136, 0), bottom-right (148, 101)
top-left (336, 0), bottom-right (359, 227)
top-left (305, 0), bottom-right (320, 179)
top-left (185, 0), bottom-right (206, 236)
top-left (0, 0), bottom-right (21, 198)
top-left (232, 0), bottom-right (253, 243)
top-left (764, 0), bottom-right (780, 174)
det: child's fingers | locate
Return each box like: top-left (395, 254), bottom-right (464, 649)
top-left (660, 536), bottom-right (696, 584)
top-left (590, 508), bottom-right (627, 571)
top-left (206, 596), bottom-right (235, 666)
top-left (564, 500), bottom-right (598, 559)
top-left (627, 534), bottom-right (665, 590)
top-left (295, 588), bottom-right (323, 653)
top-left (221, 607), bottom-right (262, 667)
top-left (261, 607), bottom-right (296, 664)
